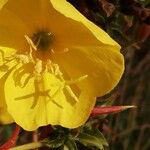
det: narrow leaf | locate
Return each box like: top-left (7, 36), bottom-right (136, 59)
top-left (43, 135), bottom-right (66, 148)
top-left (0, 124), bottom-right (21, 150)
top-left (63, 139), bottom-right (78, 150)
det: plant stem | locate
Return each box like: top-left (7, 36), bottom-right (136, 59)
top-left (0, 125), bottom-right (21, 150)
top-left (9, 141), bottom-right (43, 150)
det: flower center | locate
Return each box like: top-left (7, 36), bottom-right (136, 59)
top-left (32, 31), bottom-right (54, 51)
top-left (0, 34), bottom-right (88, 109)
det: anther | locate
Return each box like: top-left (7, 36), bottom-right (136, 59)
top-left (25, 35), bottom-right (37, 51)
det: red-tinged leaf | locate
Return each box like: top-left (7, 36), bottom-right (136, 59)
top-left (0, 125), bottom-right (21, 150)
top-left (91, 106), bottom-right (136, 116)
top-left (138, 24), bottom-right (150, 41)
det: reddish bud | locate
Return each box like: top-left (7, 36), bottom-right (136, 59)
top-left (91, 106), bottom-right (136, 116)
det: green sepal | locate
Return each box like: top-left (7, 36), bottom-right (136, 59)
top-left (42, 134), bottom-right (66, 148)
top-left (76, 127), bottom-right (108, 150)
top-left (63, 139), bottom-right (78, 150)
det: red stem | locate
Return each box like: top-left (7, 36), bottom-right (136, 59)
top-left (91, 106), bottom-right (135, 116)
top-left (0, 124), bottom-right (21, 150)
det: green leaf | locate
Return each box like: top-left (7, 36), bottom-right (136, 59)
top-left (63, 139), bottom-right (78, 150)
top-left (42, 134), bottom-right (66, 148)
top-left (96, 95), bottom-right (115, 106)
top-left (94, 12), bottom-right (106, 24)
top-left (76, 128), bottom-right (108, 150)
top-left (3, 125), bottom-right (12, 140)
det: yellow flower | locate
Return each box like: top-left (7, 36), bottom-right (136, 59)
top-left (0, 0), bottom-right (124, 131)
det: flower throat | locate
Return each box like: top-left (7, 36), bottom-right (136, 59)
top-left (32, 31), bottom-right (54, 51)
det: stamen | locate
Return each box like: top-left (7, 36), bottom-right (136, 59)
top-left (46, 60), bottom-right (56, 74)
top-left (45, 61), bottom-right (88, 102)
top-left (15, 54), bottom-right (30, 64)
top-left (25, 35), bottom-right (37, 51)
top-left (50, 48), bottom-right (69, 54)
top-left (63, 48), bottom-right (69, 53)
top-left (34, 59), bottom-right (43, 75)
top-left (51, 49), bottom-right (55, 53)
top-left (65, 75), bottom-right (88, 85)
top-left (65, 86), bottom-right (79, 102)
top-left (12, 34), bottom-right (86, 107)
top-left (53, 64), bottom-right (63, 76)
top-left (64, 75), bottom-right (88, 102)
top-left (50, 83), bottom-right (64, 98)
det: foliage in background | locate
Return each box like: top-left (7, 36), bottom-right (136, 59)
top-left (67, 0), bottom-right (150, 150)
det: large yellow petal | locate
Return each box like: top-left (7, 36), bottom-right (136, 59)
top-left (40, 0), bottom-right (124, 97)
top-left (2, 0), bottom-right (52, 34)
top-left (0, 6), bottom-right (28, 51)
top-left (28, 0), bottom-right (120, 51)
top-left (0, 52), bottom-right (16, 124)
top-left (5, 67), bottom-right (96, 131)
top-left (2, 0), bottom-right (120, 50)
top-left (1, 0), bottom-right (120, 51)
top-left (50, 0), bottom-right (120, 47)
top-left (54, 45), bottom-right (124, 97)
top-left (0, 8), bottom-right (29, 51)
